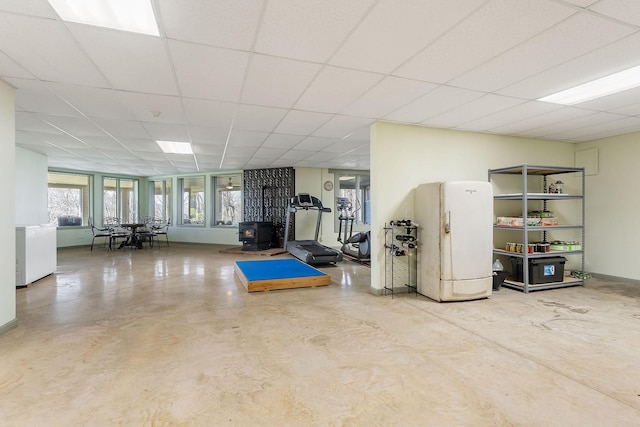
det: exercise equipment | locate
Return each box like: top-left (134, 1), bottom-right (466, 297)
top-left (336, 197), bottom-right (371, 261)
top-left (283, 193), bottom-right (343, 265)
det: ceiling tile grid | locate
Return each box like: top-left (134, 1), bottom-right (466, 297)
top-left (1, 0), bottom-right (640, 175)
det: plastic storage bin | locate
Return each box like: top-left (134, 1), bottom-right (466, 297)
top-left (510, 256), bottom-right (566, 284)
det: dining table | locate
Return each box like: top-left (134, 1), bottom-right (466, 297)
top-left (119, 223), bottom-right (145, 249)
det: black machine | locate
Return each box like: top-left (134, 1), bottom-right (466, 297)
top-left (336, 197), bottom-right (371, 261)
top-left (283, 193), bottom-right (343, 265)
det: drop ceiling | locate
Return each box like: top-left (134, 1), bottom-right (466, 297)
top-left (2, 0), bottom-right (640, 176)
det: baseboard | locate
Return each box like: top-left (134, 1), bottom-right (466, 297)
top-left (370, 286), bottom-right (383, 296)
top-left (370, 285), bottom-right (413, 296)
top-left (591, 273), bottom-right (640, 286)
top-left (0, 318), bottom-right (17, 336)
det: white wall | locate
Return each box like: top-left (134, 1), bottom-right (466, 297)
top-left (0, 79), bottom-right (16, 332)
top-left (370, 122), bottom-right (577, 294)
top-left (15, 147), bottom-right (48, 225)
top-left (571, 133), bottom-right (640, 280)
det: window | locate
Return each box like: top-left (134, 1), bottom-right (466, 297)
top-left (48, 172), bottom-right (91, 226)
top-left (103, 177), bottom-right (138, 223)
top-left (180, 176), bottom-right (205, 225)
top-left (150, 179), bottom-right (172, 222)
top-left (213, 175), bottom-right (242, 226)
top-left (332, 170), bottom-right (370, 226)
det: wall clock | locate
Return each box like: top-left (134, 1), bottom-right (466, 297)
top-left (323, 180), bottom-right (334, 191)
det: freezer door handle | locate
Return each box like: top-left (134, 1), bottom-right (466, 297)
top-left (445, 210), bottom-right (451, 233)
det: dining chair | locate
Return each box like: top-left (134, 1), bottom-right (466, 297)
top-left (151, 218), bottom-right (170, 247)
top-left (89, 217), bottom-right (112, 251)
top-left (104, 217), bottom-right (130, 249)
top-left (136, 216), bottom-right (156, 248)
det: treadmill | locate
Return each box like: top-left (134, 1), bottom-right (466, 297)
top-left (283, 193), bottom-right (343, 265)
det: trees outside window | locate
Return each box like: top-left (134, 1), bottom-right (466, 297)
top-left (213, 175), bottom-right (241, 226)
top-left (48, 172), bottom-right (91, 226)
top-left (180, 177), bottom-right (205, 225)
top-left (104, 177), bottom-right (138, 223)
top-left (150, 179), bottom-right (171, 222)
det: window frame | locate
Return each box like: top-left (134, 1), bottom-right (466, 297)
top-left (149, 178), bottom-right (172, 223)
top-left (103, 177), bottom-right (139, 224)
top-left (330, 169), bottom-right (371, 232)
top-left (211, 174), bottom-right (242, 227)
top-left (179, 176), bottom-right (206, 227)
top-left (47, 171), bottom-right (92, 227)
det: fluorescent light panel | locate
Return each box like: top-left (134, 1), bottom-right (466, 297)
top-left (157, 140), bottom-right (193, 154)
top-left (47, 0), bottom-right (159, 36)
top-left (539, 65), bottom-right (640, 105)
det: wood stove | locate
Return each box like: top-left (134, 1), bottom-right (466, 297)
top-left (239, 221), bottom-right (273, 251)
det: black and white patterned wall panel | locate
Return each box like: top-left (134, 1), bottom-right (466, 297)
top-left (243, 167), bottom-right (295, 246)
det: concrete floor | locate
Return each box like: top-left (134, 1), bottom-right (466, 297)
top-left (1, 243), bottom-right (639, 426)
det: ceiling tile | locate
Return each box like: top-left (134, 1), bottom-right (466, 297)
top-left (241, 54), bottom-right (321, 108)
top-left (273, 110), bottom-right (333, 135)
top-left (92, 119), bottom-right (151, 139)
top-left (451, 12), bottom-right (636, 93)
top-left (255, 0), bottom-right (375, 62)
top-left (489, 106), bottom-right (596, 135)
top-left (0, 0), bottom-right (57, 17)
top-left (169, 40), bottom-right (249, 101)
top-left (260, 134), bottom-right (305, 149)
top-left (182, 98), bottom-right (236, 128)
top-left (293, 136), bottom-right (336, 151)
top-left (280, 150), bottom-right (315, 161)
top-left (385, 86), bottom-right (485, 123)
top-left (118, 139), bottom-right (164, 153)
top-left (590, 0), bottom-right (640, 27)
top-left (0, 13), bottom-right (108, 86)
top-left (342, 76), bottom-right (438, 118)
top-left (251, 147), bottom-right (289, 159)
top-left (524, 111), bottom-right (621, 138)
top-left (157, 0), bottom-right (263, 50)
top-left (68, 24), bottom-right (178, 95)
top-left (188, 126), bottom-right (229, 145)
top-left (460, 101), bottom-right (564, 132)
top-left (16, 112), bottom-right (62, 133)
top-left (140, 122), bottom-right (189, 141)
top-left (545, 116), bottom-right (640, 140)
top-left (424, 94), bottom-right (526, 128)
top-left (118, 92), bottom-right (186, 123)
top-left (0, 50), bottom-right (31, 79)
top-left (500, 32), bottom-right (640, 100)
top-left (312, 115), bottom-right (374, 138)
top-left (228, 130), bottom-right (269, 147)
top-left (234, 104), bottom-right (288, 132)
top-left (8, 78), bottom-right (82, 116)
top-left (330, 0), bottom-right (485, 73)
top-left (48, 83), bottom-right (132, 119)
top-left (42, 116), bottom-right (106, 137)
top-left (41, 133), bottom-right (90, 149)
top-left (295, 66), bottom-right (382, 113)
top-left (394, 0), bottom-right (576, 83)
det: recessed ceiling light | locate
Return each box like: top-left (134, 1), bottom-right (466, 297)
top-left (157, 141), bottom-right (193, 154)
top-left (538, 64), bottom-right (640, 105)
top-left (47, 0), bottom-right (160, 36)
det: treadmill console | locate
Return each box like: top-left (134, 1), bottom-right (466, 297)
top-left (298, 193), bottom-right (313, 208)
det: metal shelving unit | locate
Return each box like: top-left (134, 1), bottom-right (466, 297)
top-left (488, 164), bottom-right (585, 293)
top-left (383, 222), bottom-right (418, 298)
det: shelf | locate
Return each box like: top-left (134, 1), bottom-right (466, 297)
top-left (502, 276), bottom-right (583, 292)
top-left (489, 164), bottom-right (585, 293)
top-left (494, 193), bottom-right (582, 200)
top-left (493, 249), bottom-right (583, 258)
top-left (488, 165), bottom-right (583, 176)
top-left (494, 225), bottom-right (583, 231)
